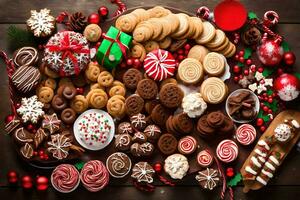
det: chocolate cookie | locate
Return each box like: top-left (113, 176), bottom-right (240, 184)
top-left (144, 124), bottom-right (161, 143)
top-left (136, 79), bottom-right (158, 100)
top-left (125, 94), bottom-right (144, 116)
top-left (139, 142), bottom-right (154, 156)
top-left (62, 85), bottom-right (77, 100)
top-left (206, 111), bottom-right (225, 128)
top-left (51, 95), bottom-right (68, 111)
top-left (13, 47), bottom-right (39, 68)
top-left (158, 133), bottom-right (178, 155)
top-left (173, 113), bottom-right (193, 134)
top-left (145, 99), bottom-right (160, 114)
top-left (132, 132), bottom-right (147, 143)
top-left (61, 108), bottom-right (76, 124)
top-left (130, 143), bottom-right (141, 157)
top-left (219, 117), bottom-right (235, 134)
top-left (159, 83), bottom-right (184, 108)
top-left (115, 134), bottom-right (132, 151)
top-left (11, 65), bottom-right (41, 93)
top-left (118, 122), bottom-right (133, 135)
top-left (151, 104), bottom-right (172, 127)
top-left (166, 115), bottom-right (180, 136)
top-left (197, 115), bottom-right (215, 138)
top-left (14, 127), bottom-right (34, 144)
top-left (123, 68), bottom-right (143, 90)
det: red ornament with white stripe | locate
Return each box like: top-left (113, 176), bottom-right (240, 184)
top-left (143, 49), bottom-right (176, 81)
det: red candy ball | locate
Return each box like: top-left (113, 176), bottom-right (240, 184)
top-left (22, 175), bottom-right (33, 189)
top-left (7, 170), bottom-right (18, 184)
top-left (234, 54), bottom-right (239, 61)
top-left (238, 50), bottom-right (244, 57)
top-left (88, 13), bottom-right (100, 24)
top-left (233, 76), bottom-right (239, 82)
top-left (233, 65), bottom-right (241, 74)
top-left (5, 114), bottom-right (15, 124)
top-left (154, 163), bottom-right (162, 173)
top-left (98, 6), bottom-right (109, 19)
top-left (239, 57), bottom-right (245, 63)
top-left (283, 52), bottom-right (296, 66)
top-left (244, 69), bottom-right (249, 76)
top-left (256, 118), bottom-right (264, 126)
top-left (36, 176), bottom-right (49, 191)
top-left (260, 126), bottom-right (266, 132)
top-left (184, 44), bottom-right (191, 50)
top-left (26, 124), bottom-right (34, 131)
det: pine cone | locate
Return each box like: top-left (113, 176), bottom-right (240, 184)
top-left (242, 26), bottom-right (261, 46)
top-left (68, 12), bottom-right (87, 32)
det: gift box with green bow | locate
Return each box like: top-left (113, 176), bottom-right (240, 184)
top-left (96, 26), bottom-right (132, 70)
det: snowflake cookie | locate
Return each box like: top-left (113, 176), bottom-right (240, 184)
top-left (17, 95), bottom-right (44, 124)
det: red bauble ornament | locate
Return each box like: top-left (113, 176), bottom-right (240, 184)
top-left (5, 114), bottom-right (15, 124)
top-left (214, 0), bottom-right (247, 31)
top-left (36, 176), bottom-right (49, 191)
top-left (274, 73), bottom-right (300, 101)
top-left (257, 39), bottom-right (284, 66)
top-left (154, 163), bottom-right (162, 173)
top-left (21, 175), bottom-right (33, 189)
top-left (133, 58), bottom-right (141, 68)
top-left (7, 170), bottom-right (18, 184)
top-left (88, 13), bottom-right (100, 24)
top-left (98, 6), bottom-right (109, 19)
top-left (126, 58), bottom-right (133, 66)
top-left (283, 52), bottom-right (296, 66)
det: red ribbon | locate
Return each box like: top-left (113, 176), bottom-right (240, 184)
top-left (46, 32), bottom-right (89, 76)
top-left (101, 30), bottom-right (128, 66)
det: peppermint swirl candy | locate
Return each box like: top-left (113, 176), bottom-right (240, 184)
top-left (200, 77), bottom-right (227, 104)
top-left (106, 152), bottom-right (132, 178)
top-left (80, 160), bottom-right (110, 192)
top-left (178, 136), bottom-right (197, 155)
top-left (51, 164), bottom-right (80, 193)
top-left (216, 139), bottom-right (238, 163)
top-left (197, 149), bottom-right (213, 167)
top-left (235, 124), bottom-right (256, 145)
top-left (178, 58), bottom-right (204, 84)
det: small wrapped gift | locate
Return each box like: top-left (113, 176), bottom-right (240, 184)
top-left (96, 26), bottom-right (132, 70)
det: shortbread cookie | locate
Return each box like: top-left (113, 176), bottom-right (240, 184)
top-left (187, 45), bottom-right (209, 63)
top-left (115, 14), bottom-right (138, 33)
top-left (195, 21), bottom-right (216, 44)
top-left (144, 41), bottom-right (160, 53)
top-left (177, 58), bottom-right (204, 85)
top-left (206, 29), bottom-right (226, 48)
top-left (159, 37), bottom-right (172, 49)
top-left (131, 43), bottom-right (147, 61)
top-left (203, 52), bottom-right (225, 76)
top-left (171, 14), bottom-right (189, 39)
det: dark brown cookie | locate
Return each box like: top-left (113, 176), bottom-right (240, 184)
top-left (117, 122), bottom-right (133, 135)
top-left (115, 133), bottom-right (132, 151)
top-left (197, 115), bottom-right (215, 138)
top-left (151, 104), bottom-right (172, 127)
top-left (144, 124), bottom-right (161, 143)
top-left (62, 85), bottom-right (77, 100)
top-left (139, 142), bottom-right (154, 156)
top-left (123, 68), bottom-right (143, 90)
top-left (61, 108), bottom-right (76, 124)
top-left (206, 111), bottom-right (225, 128)
top-left (130, 143), bottom-right (141, 157)
top-left (219, 117), bottom-right (234, 134)
top-left (125, 94), bottom-right (144, 116)
top-left (241, 108), bottom-right (255, 119)
top-left (132, 132), bottom-right (147, 143)
top-left (130, 113), bottom-right (147, 131)
top-left (136, 79), bottom-right (158, 100)
top-left (51, 95), bottom-right (68, 111)
top-left (159, 83), bottom-right (184, 108)
top-left (166, 115), bottom-right (180, 136)
top-left (20, 143), bottom-right (34, 159)
top-left (173, 113), bottom-right (193, 134)
top-left (158, 133), bottom-right (178, 155)
top-left (145, 99), bottom-right (160, 114)
top-left (14, 127), bottom-right (34, 144)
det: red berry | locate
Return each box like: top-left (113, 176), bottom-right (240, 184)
top-left (88, 13), bottom-right (100, 24)
top-left (246, 59), bottom-right (252, 65)
top-left (256, 118), bottom-right (264, 126)
top-left (232, 65), bottom-right (240, 73)
top-left (177, 49), bottom-right (184, 55)
top-left (239, 74), bottom-right (244, 79)
top-left (133, 58), bottom-right (141, 68)
top-left (98, 6), bottom-right (109, 19)
top-left (7, 170), bottom-right (18, 184)
top-left (226, 168), bottom-right (235, 177)
top-left (21, 175), bottom-right (33, 189)
top-left (15, 103), bottom-right (21, 109)
top-left (277, 68), bottom-right (283, 75)
top-left (38, 150), bottom-right (44, 156)
top-left (260, 102), bottom-right (264, 107)
top-left (184, 44), bottom-right (191, 50)
top-left (260, 126), bottom-right (266, 132)
top-left (264, 97), bottom-right (268, 101)
top-left (263, 106), bottom-right (269, 112)
top-left (238, 50), bottom-right (244, 57)
top-left (233, 76), bottom-right (239, 82)
top-left (250, 64), bottom-right (256, 72)
top-left (76, 87), bottom-right (84, 95)
top-left (239, 57), bottom-right (245, 63)
top-left (34, 151), bottom-right (38, 156)
top-left (268, 98), bottom-right (273, 103)
top-left (126, 58), bottom-right (133, 66)
top-left (5, 115), bottom-right (15, 124)
top-left (258, 67), bottom-right (264, 73)
top-left (154, 163), bottom-right (162, 173)
top-left (36, 176), bottom-right (49, 191)
top-left (178, 55), bottom-right (184, 60)
top-left (173, 53), bottom-right (178, 58)
top-left (40, 155), bottom-right (45, 160)
top-left (268, 109), bottom-right (273, 114)
top-left (27, 124), bottom-right (34, 131)
top-left (244, 69), bottom-right (249, 76)
top-left (184, 50), bottom-right (189, 55)
top-left (234, 54), bottom-right (239, 61)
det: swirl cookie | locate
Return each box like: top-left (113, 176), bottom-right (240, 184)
top-left (159, 83), bottom-right (184, 108)
top-left (133, 21), bottom-right (154, 43)
top-left (177, 58), bottom-right (204, 85)
top-left (144, 41), bottom-right (160, 53)
top-left (12, 65), bottom-right (41, 93)
top-left (131, 43), bottom-right (146, 61)
top-left (115, 14), bottom-right (138, 33)
top-left (37, 86), bottom-right (54, 103)
top-left (200, 77), bottom-right (228, 104)
top-left (159, 37), bottom-right (172, 49)
top-left (106, 152), bottom-right (132, 178)
top-left (85, 62), bottom-right (101, 82)
top-left (171, 14), bottom-right (189, 39)
top-left (196, 21), bottom-right (216, 44)
top-left (97, 71), bottom-right (114, 87)
top-left (206, 29), bottom-right (226, 49)
top-left (86, 89), bottom-right (108, 109)
top-left (108, 85), bottom-right (126, 97)
top-left (203, 52), bottom-right (225, 76)
top-left (107, 95), bottom-right (126, 118)
top-left (70, 95), bottom-right (89, 113)
top-left (13, 47), bottom-right (39, 68)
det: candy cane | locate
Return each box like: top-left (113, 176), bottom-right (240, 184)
top-left (263, 11), bottom-right (279, 27)
top-left (196, 6), bottom-right (210, 20)
top-left (111, 0), bottom-right (127, 17)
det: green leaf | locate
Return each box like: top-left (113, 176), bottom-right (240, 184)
top-left (227, 173), bottom-right (242, 187)
top-left (257, 110), bottom-right (263, 119)
top-left (258, 110), bottom-right (270, 122)
top-left (281, 41), bottom-right (290, 52)
top-left (294, 72), bottom-right (300, 80)
top-left (266, 89), bottom-right (274, 95)
top-left (243, 47), bottom-right (253, 59)
top-left (7, 25), bottom-right (38, 51)
top-left (262, 68), bottom-right (275, 77)
top-left (248, 12), bottom-right (258, 20)
top-left (74, 161), bottom-right (85, 170)
top-left (237, 62), bottom-right (245, 67)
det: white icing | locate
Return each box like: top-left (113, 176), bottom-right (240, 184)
top-left (258, 140), bottom-right (270, 150)
top-left (254, 149), bottom-right (267, 157)
top-left (256, 176), bottom-right (267, 185)
top-left (258, 156), bottom-right (266, 163)
top-left (164, 154), bottom-right (189, 180)
top-left (265, 162), bottom-right (275, 171)
top-left (251, 156), bottom-right (262, 168)
top-left (245, 166), bottom-right (257, 175)
top-left (261, 169), bottom-right (273, 178)
top-left (269, 156), bottom-right (280, 166)
top-left (291, 120), bottom-right (300, 129)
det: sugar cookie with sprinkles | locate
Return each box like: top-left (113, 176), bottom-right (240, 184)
top-left (73, 109), bottom-right (115, 151)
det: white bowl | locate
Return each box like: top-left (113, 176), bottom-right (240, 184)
top-left (225, 89), bottom-right (260, 123)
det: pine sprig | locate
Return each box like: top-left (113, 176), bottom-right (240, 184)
top-left (7, 25), bottom-right (38, 51)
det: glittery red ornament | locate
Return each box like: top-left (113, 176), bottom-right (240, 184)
top-left (154, 163), bottom-right (162, 173)
top-left (21, 175), bottom-right (33, 189)
top-left (257, 39), bottom-right (284, 66)
top-left (5, 114), bottom-right (15, 124)
top-left (7, 170), bottom-right (18, 184)
top-left (274, 73), bottom-right (300, 101)
top-left (88, 13), bottom-right (100, 24)
top-left (283, 52), bottom-right (296, 66)
top-left (98, 6), bottom-right (109, 19)
top-left (214, 0), bottom-right (247, 31)
top-left (36, 176), bottom-right (49, 191)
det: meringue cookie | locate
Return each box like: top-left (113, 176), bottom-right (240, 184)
top-left (164, 154), bottom-right (189, 179)
top-left (182, 93), bottom-right (207, 118)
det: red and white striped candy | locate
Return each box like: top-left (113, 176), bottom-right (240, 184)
top-left (216, 140), bottom-right (238, 163)
top-left (197, 149), bottom-right (213, 167)
top-left (178, 136), bottom-right (197, 155)
top-left (143, 49), bottom-right (176, 81)
top-left (235, 124), bottom-right (257, 145)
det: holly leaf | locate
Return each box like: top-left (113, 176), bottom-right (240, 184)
top-left (281, 41), bottom-right (290, 52)
top-left (74, 161), bottom-right (85, 170)
top-left (262, 68), bottom-right (275, 77)
top-left (258, 110), bottom-right (270, 122)
top-left (264, 99), bottom-right (279, 113)
top-left (266, 89), bottom-right (274, 95)
top-left (262, 114), bottom-right (270, 122)
top-left (294, 72), bottom-right (300, 80)
top-left (248, 12), bottom-right (258, 20)
top-left (237, 62), bottom-right (245, 67)
top-left (243, 47), bottom-right (253, 59)
top-left (227, 173), bottom-right (242, 187)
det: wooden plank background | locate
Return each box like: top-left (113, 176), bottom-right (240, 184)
top-left (0, 0), bottom-right (300, 199)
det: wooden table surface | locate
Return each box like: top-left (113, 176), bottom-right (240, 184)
top-left (0, 0), bottom-right (300, 199)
